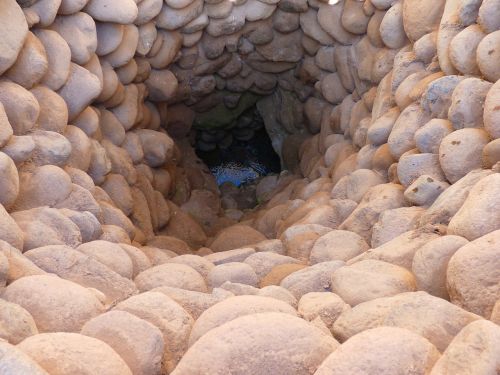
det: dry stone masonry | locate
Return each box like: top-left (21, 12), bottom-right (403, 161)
top-left (0, 0), bottom-right (499, 373)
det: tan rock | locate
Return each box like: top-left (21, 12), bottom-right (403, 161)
top-left (3, 275), bottom-right (104, 332)
top-left (18, 332), bottom-right (132, 375)
top-left (0, 341), bottom-right (48, 375)
top-left (446, 230), bottom-right (500, 318)
top-left (447, 174), bottom-right (500, 240)
top-left (188, 295), bottom-right (297, 345)
top-left (0, 80), bottom-right (39, 136)
top-left (0, 0), bottom-right (28, 75)
top-left (331, 260), bottom-right (416, 306)
top-left (5, 32), bottom-right (47, 89)
top-left (0, 298), bottom-right (38, 344)
top-left (81, 310), bottom-right (164, 375)
top-left (281, 261), bottom-right (344, 299)
top-left (135, 263), bottom-right (207, 292)
top-left (430, 320), bottom-right (500, 375)
top-left (25, 245), bottom-right (138, 305)
top-left (316, 326), bottom-right (440, 374)
top-left (173, 313), bottom-right (338, 375)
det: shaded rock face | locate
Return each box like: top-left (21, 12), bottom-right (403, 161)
top-left (0, 0), bottom-right (500, 374)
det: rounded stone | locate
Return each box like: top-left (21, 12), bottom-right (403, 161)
top-left (315, 326), bottom-right (440, 374)
top-left (439, 128), bottom-right (490, 184)
top-left (331, 260), bottom-right (416, 306)
top-left (173, 312), bottom-right (339, 375)
top-left (17, 332), bottom-right (132, 375)
top-left (0, 152), bottom-right (19, 210)
top-left (135, 263), bottom-right (208, 293)
top-left (188, 295), bottom-right (297, 345)
top-left (208, 262), bottom-right (259, 288)
top-left (81, 310), bottom-right (164, 375)
top-left (2, 275), bottom-right (104, 332)
top-left (310, 230), bottom-right (369, 264)
top-left (0, 0), bottom-right (28, 75)
top-left (113, 291), bottom-right (194, 373)
top-left (446, 230), bottom-right (500, 318)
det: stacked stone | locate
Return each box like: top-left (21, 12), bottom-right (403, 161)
top-left (0, 0), bottom-right (500, 374)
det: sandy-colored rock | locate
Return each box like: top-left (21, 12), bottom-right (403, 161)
top-left (0, 80), bottom-right (39, 136)
top-left (315, 326), bottom-right (440, 374)
top-left (210, 224), bottom-right (267, 252)
top-left (331, 260), bottom-right (416, 306)
top-left (419, 169), bottom-right (493, 226)
top-left (135, 263), bottom-right (207, 292)
top-left (415, 119), bottom-right (453, 153)
top-left (173, 313), bottom-right (338, 375)
top-left (31, 130), bottom-right (72, 167)
top-left (439, 128), bottom-right (490, 184)
top-left (81, 310), bottom-right (163, 375)
top-left (430, 320), bottom-right (500, 375)
top-left (114, 291), bottom-right (193, 372)
top-left (371, 206), bottom-right (423, 248)
top-left (2, 275), bottom-right (104, 332)
top-left (84, 0), bottom-right (138, 23)
top-left (0, 152), bottom-right (19, 210)
top-left (0, 204), bottom-right (23, 250)
top-left (446, 230), bottom-right (500, 317)
top-left (412, 235), bottom-right (469, 299)
top-left (339, 183), bottom-right (405, 242)
top-left (298, 292), bottom-right (349, 330)
top-left (25, 245), bottom-right (138, 305)
top-left (5, 32), bottom-right (47, 89)
top-left (0, 0), bottom-right (28, 75)
top-left (152, 286), bottom-right (227, 320)
top-left (447, 173), bottom-right (500, 240)
top-left (188, 295), bottom-right (297, 345)
top-left (280, 261), bottom-right (344, 299)
top-left (12, 207), bottom-right (82, 251)
top-left (208, 262), bottom-right (259, 288)
top-left (243, 252), bottom-right (299, 279)
top-left (0, 298), bottom-right (38, 344)
top-left (310, 230), bottom-right (369, 264)
top-left (49, 12), bottom-right (97, 65)
top-left (58, 63), bottom-right (101, 121)
top-left (0, 341), bottom-right (48, 374)
top-left (18, 332), bottom-right (132, 375)
top-left (332, 291), bottom-right (480, 351)
top-left (476, 30), bottom-right (500, 82)
top-left (77, 240), bottom-right (133, 279)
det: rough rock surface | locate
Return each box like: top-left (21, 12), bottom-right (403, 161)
top-left (0, 0), bottom-right (498, 373)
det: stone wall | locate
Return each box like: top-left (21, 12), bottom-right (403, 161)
top-left (1, 0), bottom-right (500, 373)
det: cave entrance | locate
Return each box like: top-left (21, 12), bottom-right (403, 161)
top-left (194, 99), bottom-right (281, 187)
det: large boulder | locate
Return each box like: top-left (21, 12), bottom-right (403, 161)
top-left (447, 173), bottom-right (500, 240)
top-left (315, 326), bottom-right (440, 374)
top-left (135, 263), bottom-right (208, 292)
top-left (0, 341), bottom-right (48, 375)
top-left (188, 295), bottom-right (297, 345)
top-left (0, 298), bottom-right (38, 344)
top-left (332, 291), bottom-right (480, 351)
top-left (446, 230), bottom-right (500, 318)
top-left (0, 0), bottom-right (28, 75)
top-left (430, 320), bottom-right (500, 374)
top-left (2, 275), bottom-right (104, 332)
top-left (17, 332), bottom-right (132, 375)
top-left (24, 245), bottom-right (138, 305)
top-left (331, 260), bottom-right (416, 306)
top-left (210, 224), bottom-right (267, 252)
top-left (113, 291), bottom-right (194, 373)
top-left (172, 313), bottom-right (339, 375)
top-left (81, 310), bottom-right (164, 375)
top-left (12, 207), bottom-right (82, 251)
